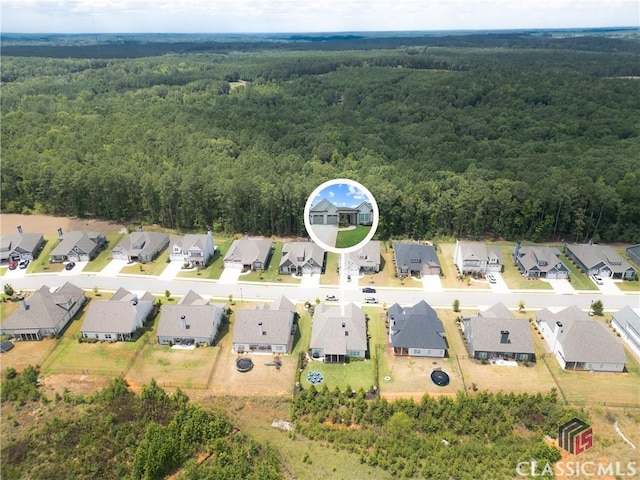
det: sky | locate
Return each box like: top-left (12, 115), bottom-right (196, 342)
top-left (313, 183), bottom-right (370, 209)
top-left (2, 0), bottom-right (638, 34)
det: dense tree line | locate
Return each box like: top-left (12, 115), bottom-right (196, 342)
top-left (291, 386), bottom-right (573, 479)
top-left (0, 374), bottom-right (282, 479)
top-left (1, 34), bottom-right (639, 242)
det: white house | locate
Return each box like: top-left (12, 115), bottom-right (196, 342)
top-left (169, 229), bottom-right (215, 267)
top-left (453, 240), bottom-right (502, 276)
top-left (611, 306), bottom-right (640, 359)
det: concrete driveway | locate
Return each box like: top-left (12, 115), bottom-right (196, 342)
top-left (308, 224), bottom-right (338, 248)
top-left (158, 261), bottom-right (184, 281)
top-left (3, 265), bottom-right (28, 279)
top-left (422, 275), bottom-right (443, 292)
top-left (488, 273), bottom-right (510, 293)
top-left (97, 259), bottom-right (128, 277)
top-left (597, 277), bottom-right (623, 295)
top-left (59, 261), bottom-right (87, 276)
top-left (300, 272), bottom-right (320, 288)
top-left (219, 267), bottom-right (242, 284)
top-left (543, 278), bottom-right (576, 295)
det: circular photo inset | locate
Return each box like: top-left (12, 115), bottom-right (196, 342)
top-left (304, 179), bottom-right (379, 253)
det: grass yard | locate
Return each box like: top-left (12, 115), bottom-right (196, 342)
top-left (120, 249), bottom-right (170, 276)
top-left (177, 238), bottom-right (233, 280)
top-left (320, 252), bottom-right (340, 285)
top-left (560, 253), bottom-right (599, 290)
top-left (361, 243), bottom-right (422, 288)
top-left (82, 233), bottom-right (125, 272)
top-left (240, 242), bottom-right (300, 284)
top-left (0, 298), bottom-right (22, 321)
top-left (31, 236), bottom-right (65, 273)
top-left (0, 338), bottom-right (59, 372)
top-left (497, 245), bottom-right (553, 290)
top-left (335, 226), bottom-right (371, 249)
top-left (616, 279), bottom-right (640, 292)
top-left (439, 243), bottom-right (490, 290)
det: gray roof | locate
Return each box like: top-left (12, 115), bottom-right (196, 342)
top-left (465, 316), bottom-right (534, 355)
top-left (458, 241), bottom-right (502, 264)
top-left (310, 198), bottom-right (338, 213)
top-left (515, 246), bottom-right (567, 274)
top-left (1, 282), bottom-right (85, 332)
top-left (280, 241), bottom-right (325, 269)
top-left (170, 233), bottom-right (210, 253)
top-left (268, 295), bottom-right (296, 312)
top-left (224, 238), bottom-right (272, 266)
top-left (387, 300), bottom-right (447, 350)
top-left (310, 303), bottom-right (367, 355)
top-left (81, 288), bottom-right (154, 334)
top-left (0, 233), bottom-right (44, 261)
top-left (346, 241), bottom-right (381, 269)
top-left (565, 244), bottom-right (635, 275)
top-left (233, 297), bottom-right (294, 346)
top-left (157, 291), bottom-right (223, 339)
top-left (50, 231), bottom-right (104, 257)
top-left (537, 306), bottom-right (627, 364)
top-left (393, 242), bottom-right (440, 271)
top-left (479, 302), bottom-right (513, 319)
top-left (612, 306), bottom-right (640, 336)
top-left (113, 232), bottom-right (169, 258)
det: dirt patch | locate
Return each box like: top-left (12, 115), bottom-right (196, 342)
top-left (40, 373), bottom-right (111, 396)
top-left (380, 391), bottom-right (457, 402)
top-left (0, 214), bottom-right (126, 236)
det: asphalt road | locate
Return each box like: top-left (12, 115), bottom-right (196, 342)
top-left (6, 272), bottom-right (638, 312)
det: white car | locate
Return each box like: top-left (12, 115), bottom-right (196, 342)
top-left (325, 295), bottom-right (338, 301)
top-left (364, 297), bottom-right (378, 304)
top-left (487, 273), bottom-right (497, 284)
top-left (591, 275), bottom-right (603, 285)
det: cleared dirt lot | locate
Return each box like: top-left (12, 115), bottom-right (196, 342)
top-left (0, 214), bottom-right (127, 236)
top-left (0, 339), bottom-right (58, 372)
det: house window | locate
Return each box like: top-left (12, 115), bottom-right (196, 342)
top-left (105, 334), bottom-right (112, 339)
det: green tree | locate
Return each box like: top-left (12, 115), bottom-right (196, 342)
top-left (590, 300), bottom-right (604, 316)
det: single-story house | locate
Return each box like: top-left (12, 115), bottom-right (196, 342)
top-left (0, 226), bottom-right (45, 264)
top-left (453, 240), bottom-right (502, 276)
top-left (112, 231), bottom-right (169, 263)
top-left (387, 300), bottom-right (447, 357)
top-left (233, 296), bottom-right (296, 353)
top-left (513, 243), bottom-right (570, 279)
top-left (342, 241), bottom-right (381, 277)
top-left (310, 303), bottom-right (367, 363)
top-left (223, 237), bottom-right (273, 271)
top-left (309, 198), bottom-right (374, 226)
top-left (536, 305), bottom-right (626, 372)
top-left (0, 282), bottom-right (86, 341)
top-left (611, 306), bottom-right (640, 359)
top-left (49, 229), bottom-right (107, 263)
top-left (169, 230), bottom-right (215, 267)
top-left (80, 288), bottom-right (155, 341)
top-left (392, 242), bottom-right (441, 278)
top-left (157, 290), bottom-right (224, 346)
top-left (279, 241), bottom-right (325, 275)
top-left (564, 242), bottom-right (637, 280)
top-left (626, 244), bottom-right (640, 267)
top-left (462, 303), bottom-right (535, 362)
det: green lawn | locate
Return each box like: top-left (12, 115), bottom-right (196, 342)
top-left (240, 242), bottom-right (300, 284)
top-left (616, 280), bottom-right (640, 292)
top-left (335, 226), bottom-right (371, 249)
top-left (498, 245), bottom-right (552, 290)
top-left (560, 253), bottom-right (598, 290)
top-left (82, 234), bottom-right (125, 272)
top-left (31, 236), bottom-right (65, 273)
top-left (177, 238), bottom-right (233, 280)
top-left (320, 252), bottom-right (340, 285)
top-left (120, 249), bottom-right (171, 276)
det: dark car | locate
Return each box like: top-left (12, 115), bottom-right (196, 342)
top-left (362, 287), bottom-right (376, 293)
top-left (18, 259), bottom-right (29, 269)
top-left (325, 295), bottom-right (338, 301)
top-left (65, 262), bottom-right (76, 271)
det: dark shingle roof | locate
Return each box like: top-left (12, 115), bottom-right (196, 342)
top-left (388, 300), bottom-right (447, 350)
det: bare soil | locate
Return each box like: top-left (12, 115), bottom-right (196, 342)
top-left (0, 214), bottom-right (126, 236)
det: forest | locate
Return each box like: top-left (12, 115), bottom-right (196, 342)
top-left (1, 32), bottom-right (639, 242)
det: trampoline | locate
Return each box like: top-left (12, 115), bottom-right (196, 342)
top-left (236, 357), bottom-right (254, 372)
top-left (306, 371), bottom-right (324, 385)
top-left (430, 370), bottom-right (450, 387)
top-left (0, 341), bottom-right (14, 353)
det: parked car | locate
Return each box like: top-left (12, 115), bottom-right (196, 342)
top-left (591, 275), bottom-right (603, 285)
top-left (65, 262), bottom-right (76, 271)
top-left (364, 297), bottom-right (378, 304)
top-left (487, 273), bottom-right (497, 284)
top-left (362, 287), bottom-right (376, 293)
top-left (325, 295), bottom-right (338, 301)
top-left (8, 260), bottom-right (18, 270)
top-left (18, 259), bottom-right (29, 269)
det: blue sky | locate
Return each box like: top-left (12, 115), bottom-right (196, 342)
top-left (2, 0), bottom-right (638, 33)
top-left (312, 183), bottom-right (370, 209)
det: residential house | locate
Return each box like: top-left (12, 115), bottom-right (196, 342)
top-left (80, 288), bottom-right (155, 341)
top-left (310, 303), bottom-right (367, 363)
top-left (0, 282), bottom-right (86, 340)
top-left (309, 198), bottom-right (374, 226)
top-left (279, 241), bottom-right (325, 275)
top-left (462, 303), bottom-right (535, 362)
top-left (112, 231), bottom-right (169, 263)
top-left (157, 290), bottom-right (224, 346)
top-left (387, 300), bottom-right (447, 357)
top-left (564, 242), bottom-right (637, 280)
top-left (169, 229), bottom-right (215, 267)
top-left (626, 244), bottom-right (640, 267)
top-left (233, 296), bottom-right (296, 353)
top-left (536, 305), bottom-right (626, 372)
top-left (453, 240), bottom-right (502, 276)
top-left (513, 243), bottom-right (569, 279)
top-left (0, 226), bottom-right (45, 264)
top-left (343, 241), bottom-right (381, 277)
top-left (49, 229), bottom-right (106, 263)
top-left (392, 242), bottom-right (441, 278)
top-left (223, 237), bottom-right (273, 271)
top-left (611, 306), bottom-right (640, 359)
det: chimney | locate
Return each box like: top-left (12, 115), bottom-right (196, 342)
top-left (17, 225), bottom-right (23, 234)
top-left (57, 228), bottom-right (63, 239)
top-left (588, 238), bottom-right (593, 246)
top-left (181, 315), bottom-right (187, 330)
top-left (341, 322), bottom-right (346, 328)
top-left (500, 330), bottom-right (510, 344)
top-left (139, 224), bottom-right (144, 232)
top-left (21, 299), bottom-right (28, 310)
top-left (258, 321), bottom-right (264, 336)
